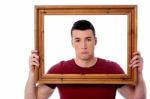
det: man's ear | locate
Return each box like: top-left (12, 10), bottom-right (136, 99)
top-left (95, 37), bottom-right (97, 45)
top-left (71, 39), bottom-right (74, 48)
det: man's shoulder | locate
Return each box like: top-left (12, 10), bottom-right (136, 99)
top-left (47, 59), bottom-right (74, 73)
top-left (54, 59), bottom-right (74, 66)
top-left (97, 58), bottom-right (119, 65)
top-left (97, 57), bottom-right (124, 74)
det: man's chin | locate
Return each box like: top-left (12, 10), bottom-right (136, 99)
top-left (80, 57), bottom-right (90, 61)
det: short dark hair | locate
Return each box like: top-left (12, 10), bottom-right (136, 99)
top-left (71, 20), bottom-right (96, 37)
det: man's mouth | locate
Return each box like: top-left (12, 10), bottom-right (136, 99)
top-left (81, 52), bottom-right (88, 54)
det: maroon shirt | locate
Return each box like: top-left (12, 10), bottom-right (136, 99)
top-left (47, 58), bottom-right (124, 99)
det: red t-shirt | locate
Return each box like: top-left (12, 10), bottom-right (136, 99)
top-left (47, 58), bottom-right (124, 99)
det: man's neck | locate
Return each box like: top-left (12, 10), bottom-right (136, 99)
top-left (74, 57), bottom-right (97, 68)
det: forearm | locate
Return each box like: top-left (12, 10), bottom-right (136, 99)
top-left (133, 73), bottom-right (146, 99)
top-left (24, 71), bottom-right (37, 99)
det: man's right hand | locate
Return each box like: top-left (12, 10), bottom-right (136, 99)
top-left (25, 50), bottom-right (40, 99)
top-left (29, 50), bottom-right (39, 72)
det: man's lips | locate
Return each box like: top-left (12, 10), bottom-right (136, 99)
top-left (81, 52), bottom-right (88, 54)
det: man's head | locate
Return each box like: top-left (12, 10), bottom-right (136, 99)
top-left (71, 20), bottom-right (96, 37)
top-left (71, 20), bottom-right (97, 60)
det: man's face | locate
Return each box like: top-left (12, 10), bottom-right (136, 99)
top-left (71, 29), bottom-right (97, 60)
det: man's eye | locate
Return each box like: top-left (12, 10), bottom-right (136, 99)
top-left (75, 39), bottom-right (80, 42)
top-left (87, 38), bottom-right (92, 42)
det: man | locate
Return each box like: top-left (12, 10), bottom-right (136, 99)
top-left (25, 20), bottom-right (146, 99)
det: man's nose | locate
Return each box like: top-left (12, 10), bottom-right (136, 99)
top-left (81, 41), bottom-right (87, 49)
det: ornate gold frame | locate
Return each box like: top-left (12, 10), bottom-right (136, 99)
top-left (34, 5), bottom-right (137, 84)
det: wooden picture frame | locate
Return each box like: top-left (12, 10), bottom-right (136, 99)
top-left (34, 5), bottom-right (137, 84)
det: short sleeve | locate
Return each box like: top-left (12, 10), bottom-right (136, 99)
top-left (45, 61), bottom-right (64, 89)
top-left (46, 84), bottom-right (56, 89)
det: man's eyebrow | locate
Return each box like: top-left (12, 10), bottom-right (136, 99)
top-left (86, 37), bottom-right (92, 39)
top-left (74, 37), bottom-right (92, 39)
top-left (74, 37), bottom-right (80, 39)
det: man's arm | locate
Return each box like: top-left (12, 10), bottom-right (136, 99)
top-left (24, 50), bottom-right (54, 99)
top-left (37, 84), bottom-right (54, 99)
top-left (118, 52), bottom-right (146, 99)
top-left (24, 71), bottom-right (37, 99)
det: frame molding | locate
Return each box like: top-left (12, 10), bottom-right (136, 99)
top-left (34, 5), bottom-right (137, 84)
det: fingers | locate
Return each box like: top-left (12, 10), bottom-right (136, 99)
top-left (130, 51), bottom-right (141, 62)
top-left (31, 50), bottom-right (38, 53)
top-left (130, 52), bottom-right (143, 63)
top-left (29, 50), bottom-right (40, 71)
top-left (133, 51), bottom-right (141, 56)
top-left (129, 59), bottom-right (142, 68)
top-left (129, 51), bottom-right (143, 72)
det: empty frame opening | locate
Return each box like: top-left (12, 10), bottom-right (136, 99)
top-left (44, 15), bottom-right (127, 74)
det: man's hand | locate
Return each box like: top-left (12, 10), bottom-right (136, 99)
top-left (118, 51), bottom-right (146, 99)
top-left (129, 51), bottom-right (143, 73)
top-left (29, 50), bottom-right (39, 72)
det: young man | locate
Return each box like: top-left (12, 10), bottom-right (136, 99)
top-left (25, 20), bottom-right (146, 99)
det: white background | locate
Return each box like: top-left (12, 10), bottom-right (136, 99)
top-left (0, 0), bottom-right (149, 99)
top-left (44, 15), bottom-right (127, 74)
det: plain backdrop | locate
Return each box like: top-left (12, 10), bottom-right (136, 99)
top-left (0, 0), bottom-right (149, 99)
top-left (44, 15), bottom-right (127, 74)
